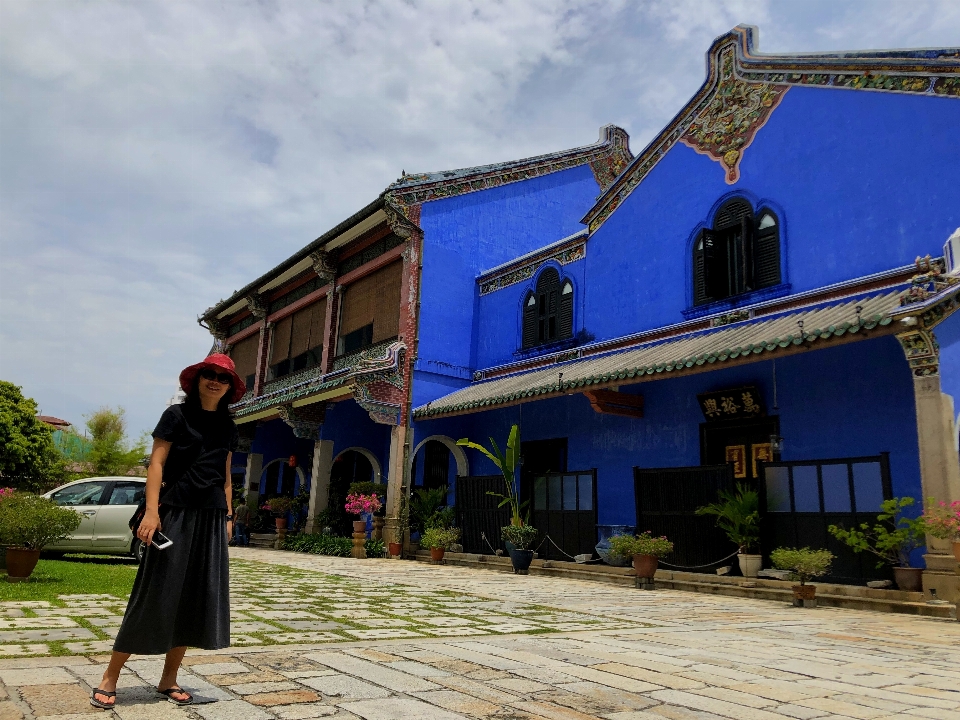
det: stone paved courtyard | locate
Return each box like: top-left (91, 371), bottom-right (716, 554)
top-left (0, 547), bottom-right (958, 720)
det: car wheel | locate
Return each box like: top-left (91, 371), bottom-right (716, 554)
top-left (131, 539), bottom-right (147, 564)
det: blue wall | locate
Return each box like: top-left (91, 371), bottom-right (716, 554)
top-left (416, 336), bottom-right (921, 528)
top-left (579, 88), bottom-right (959, 344)
top-left (414, 165), bottom-right (601, 406)
top-left (937, 309), bottom-right (960, 448)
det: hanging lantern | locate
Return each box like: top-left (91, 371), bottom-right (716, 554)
top-left (288, 455), bottom-right (297, 468)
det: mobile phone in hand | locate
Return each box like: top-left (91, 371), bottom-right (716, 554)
top-left (152, 531), bottom-right (173, 550)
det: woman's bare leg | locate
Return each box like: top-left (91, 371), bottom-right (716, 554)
top-left (95, 651), bottom-right (131, 706)
top-left (158, 646), bottom-right (190, 701)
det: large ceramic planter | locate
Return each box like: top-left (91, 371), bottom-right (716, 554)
top-left (430, 547), bottom-right (445, 562)
top-left (633, 553), bottom-right (658, 579)
top-left (893, 566), bottom-right (923, 592)
top-left (274, 517), bottom-right (288, 530)
top-left (509, 549), bottom-right (534, 575)
top-left (388, 542), bottom-right (403, 558)
top-left (5, 548), bottom-right (41, 581)
top-left (738, 553), bottom-right (762, 578)
top-left (952, 541), bottom-right (960, 563)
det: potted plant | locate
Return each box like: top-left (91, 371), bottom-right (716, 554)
top-left (458, 424), bottom-right (538, 574)
top-left (0, 492), bottom-right (81, 581)
top-left (389, 486), bottom-right (410, 558)
top-left (350, 481), bottom-right (387, 539)
top-left (921, 498), bottom-right (960, 561)
top-left (501, 525), bottom-right (539, 574)
top-left (609, 531), bottom-right (674, 580)
top-left (696, 483), bottom-right (761, 577)
top-left (261, 496), bottom-right (295, 530)
top-left (770, 547), bottom-right (833, 607)
top-left (828, 497), bottom-right (926, 591)
top-left (421, 526), bottom-right (461, 562)
top-left (344, 492), bottom-right (383, 536)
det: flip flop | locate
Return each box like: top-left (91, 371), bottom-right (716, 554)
top-left (90, 688), bottom-right (116, 709)
top-left (158, 686), bottom-right (193, 705)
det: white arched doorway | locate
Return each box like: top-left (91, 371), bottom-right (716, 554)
top-left (260, 458), bottom-right (307, 498)
top-left (410, 435), bottom-right (469, 478)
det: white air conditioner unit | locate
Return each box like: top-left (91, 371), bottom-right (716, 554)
top-left (946, 228), bottom-right (960, 276)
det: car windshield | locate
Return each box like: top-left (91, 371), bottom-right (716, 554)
top-left (52, 482), bottom-right (106, 506)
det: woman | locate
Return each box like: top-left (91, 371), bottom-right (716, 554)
top-left (92, 353), bottom-right (244, 709)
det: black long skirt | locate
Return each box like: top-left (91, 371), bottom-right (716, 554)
top-left (114, 506), bottom-right (230, 655)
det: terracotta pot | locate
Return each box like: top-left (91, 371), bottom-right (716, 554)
top-left (430, 547), bottom-right (445, 562)
top-left (5, 548), bottom-right (41, 580)
top-left (633, 553), bottom-right (658, 579)
top-left (893, 566), bottom-right (923, 592)
top-left (388, 542), bottom-right (402, 557)
top-left (792, 584), bottom-right (816, 600)
top-left (738, 553), bottom-right (762, 578)
top-left (952, 541), bottom-right (960, 563)
top-left (353, 520), bottom-right (367, 534)
top-left (274, 517), bottom-right (288, 530)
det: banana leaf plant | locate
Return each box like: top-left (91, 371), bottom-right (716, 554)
top-left (457, 424), bottom-right (527, 527)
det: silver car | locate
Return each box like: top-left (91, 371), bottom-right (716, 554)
top-left (43, 477), bottom-right (147, 561)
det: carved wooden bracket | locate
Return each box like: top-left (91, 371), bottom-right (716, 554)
top-left (897, 329), bottom-right (940, 377)
top-left (309, 250), bottom-right (336, 284)
top-left (245, 293), bottom-right (267, 320)
top-left (278, 403), bottom-right (326, 439)
top-left (583, 389), bottom-right (645, 418)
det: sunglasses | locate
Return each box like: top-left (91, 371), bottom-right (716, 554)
top-left (199, 368), bottom-right (233, 384)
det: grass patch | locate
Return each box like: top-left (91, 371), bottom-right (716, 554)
top-left (0, 556), bottom-right (137, 603)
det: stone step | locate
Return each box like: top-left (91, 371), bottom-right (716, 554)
top-left (249, 533), bottom-right (278, 550)
top-left (413, 550), bottom-right (957, 620)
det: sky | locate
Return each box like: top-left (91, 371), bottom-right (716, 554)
top-left (2, 0), bottom-right (959, 438)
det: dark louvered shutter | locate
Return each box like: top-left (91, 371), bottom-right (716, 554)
top-left (755, 226), bottom-right (781, 288)
top-left (714, 199), bottom-right (752, 230)
top-left (693, 233), bottom-right (707, 305)
top-left (740, 215), bottom-right (754, 292)
top-left (559, 282), bottom-right (573, 339)
top-left (522, 294), bottom-right (537, 348)
top-left (701, 229), bottom-right (724, 301)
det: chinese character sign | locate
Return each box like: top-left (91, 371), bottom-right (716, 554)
top-left (697, 386), bottom-right (764, 421)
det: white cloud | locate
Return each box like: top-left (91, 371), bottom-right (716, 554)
top-left (1, 0), bottom-right (958, 434)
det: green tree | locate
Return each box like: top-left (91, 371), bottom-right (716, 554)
top-left (0, 381), bottom-right (65, 492)
top-left (84, 407), bottom-right (147, 476)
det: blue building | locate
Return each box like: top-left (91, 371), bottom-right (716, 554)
top-left (201, 27), bottom-right (960, 598)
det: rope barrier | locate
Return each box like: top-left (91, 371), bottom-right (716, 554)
top-left (656, 550), bottom-right (740, 570)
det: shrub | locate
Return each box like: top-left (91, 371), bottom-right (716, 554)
top-left (281, 533), bottom-right (352, 557)
top-left (770, 547), bottom-right (834, 585)
top-left (0, 492), bottom-right (81, 550)
top-left (348, 481), bottom-right (384, 498)
top-left (261, 496), bottom-right (295, 514)
top-left (609, 531), bottom-right (674, 559)
top-left (365, 539), bottom-right (386, 558)
top-left (501, 524), bottom-right (538, 551)
top-left (696, 483), bottom-right (760, 553)
top-left (421, 526), bottom-right (461, 550)
top-left (828, 497), bottom-right (925, 568)
top-left (921, 498), bottom-right (960, 541)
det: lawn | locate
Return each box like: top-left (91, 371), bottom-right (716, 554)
top-left (0, 555), bottom-right (137, 603)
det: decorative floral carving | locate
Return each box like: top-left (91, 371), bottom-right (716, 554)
top-left (710, 309), bottom-right (754, 327)
top-left (897, 329), bottom-right (940, 377)
top-left (900, 255), bottom-right (957, 305)
top-left (589, 127), bottom-right (632, 191)
top-left (245, 293), bottom-right (267, 320)
top-left (309, 251), bottom-right (336, 284)
top-left (277, 403), bottom-right (326, 439)
top-left (384, 201), bottom-right (420, 239)
top-left (479, 240), bottom-right (586, 295)
top-left (679, 48), bottom-right (788, 184)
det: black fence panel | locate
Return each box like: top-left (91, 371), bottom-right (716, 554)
top-left (634, 465), bottom-right (737, 569)
top-left (455, 475), bottom-right (511, 554)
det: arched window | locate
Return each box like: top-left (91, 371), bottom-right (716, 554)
top-left (522, 268), bottom-right (574, 348)
top-left (693, 199), bottom-right (781, 306)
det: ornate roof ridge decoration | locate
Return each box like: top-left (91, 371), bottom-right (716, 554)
top-left (414, 290), bottom-right (903, 419)
top-left (583, 25), bottom-right (960, 232)
top-left (478, 233), bottom-right (587, 295)
top-left (230, 339), bottom-right (406, 420)
top-left (385, 125), bottom-right (632, 208)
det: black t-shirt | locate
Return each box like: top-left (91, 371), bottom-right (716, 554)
top-left (152, 403), bottom-right (239, 510)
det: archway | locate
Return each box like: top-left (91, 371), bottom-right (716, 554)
top-left (410, 435), bottom-right (469, 480)
top-left (260, 459), bottom-right (307, 500)
top-left (408, 436), bottom-right (469, 536)
top-left (326, 448), bottom-right (380, 536)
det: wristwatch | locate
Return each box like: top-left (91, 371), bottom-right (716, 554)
top-left (226, 514), bottom-right (234, 521)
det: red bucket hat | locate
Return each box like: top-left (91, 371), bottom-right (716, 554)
top-left (179, 353), bottom-right (247, 403)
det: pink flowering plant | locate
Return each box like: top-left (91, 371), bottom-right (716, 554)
top-left (922, 498), bottom-right (960, 541)
top-left (0, 488), bottom-right (15, 501)
top-left (344, 493), bottom-right (382, 517)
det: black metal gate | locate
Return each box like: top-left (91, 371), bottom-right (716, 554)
top-left (760, 454), bottom-right (893, 583)
top-left (455, 475), bottom-right (510, 554)
top-left (634, 465), bottom-right (736, 568)
top-left (530, 471), bottom-right (598, 560)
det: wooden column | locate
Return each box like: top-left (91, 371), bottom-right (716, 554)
top-left (245, 293), bottom-right (270, 395)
